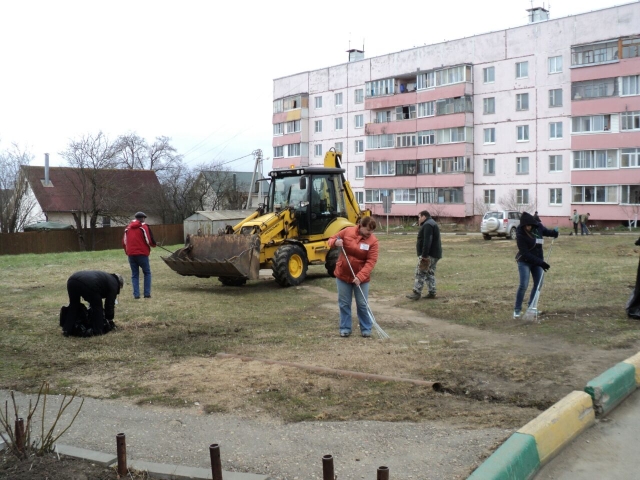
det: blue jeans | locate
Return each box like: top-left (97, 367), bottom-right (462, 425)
top-left (336, 278), bottom-right (372, 335)
top-left (515, 262), bottom-right (543, 312)
top-left (128, 255), bottom-right (151, 298)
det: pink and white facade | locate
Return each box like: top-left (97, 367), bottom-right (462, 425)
top-left (272, 3), bottom-right (640, 225)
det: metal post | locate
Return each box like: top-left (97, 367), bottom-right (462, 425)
top-left (209, 443), bottom-right (223, 480)
top-left (116, 433), bottom-right (127, 476)
top-left (322, 454), bottom-right (335, 480)
top-left (15, 418), bottom-right (25, 453)
top-left (377, 465), bottom-right (390, 480)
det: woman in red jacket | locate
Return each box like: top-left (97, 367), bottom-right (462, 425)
top-left (327, 216), bottom-right (379, 337)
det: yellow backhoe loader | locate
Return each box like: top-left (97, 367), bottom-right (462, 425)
top-left (162, 149), bottom-right (369, 287)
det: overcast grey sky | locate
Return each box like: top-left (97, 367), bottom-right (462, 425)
top-left (0, 0), bottom-right (636, 173)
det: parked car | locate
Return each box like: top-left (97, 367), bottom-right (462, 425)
top-left (480, 211), bottom-right (521, 240)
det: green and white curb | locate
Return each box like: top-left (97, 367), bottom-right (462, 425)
top-left (467, 351), bottom-right (640, 479)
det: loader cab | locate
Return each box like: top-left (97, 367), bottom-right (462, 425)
top-left (268, 167), bottom-right (348, 236)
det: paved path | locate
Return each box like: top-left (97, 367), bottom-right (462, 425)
top-left (535, 389), bottom-right (640, 480)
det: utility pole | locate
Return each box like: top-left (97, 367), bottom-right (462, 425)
top-left (246, 149), bottom-right (263, 209)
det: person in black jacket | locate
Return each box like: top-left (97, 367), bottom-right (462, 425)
top-left (63, 271), bottom-right (123, 336)
top-left (513, 212), bottom-right (558, 319)
top-left (406, 210), bottom-right (442, 300)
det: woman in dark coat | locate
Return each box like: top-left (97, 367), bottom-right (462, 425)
top-left (513, 212), bottom-right (558, 319)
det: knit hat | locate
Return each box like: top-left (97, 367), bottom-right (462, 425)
top-left (519, 211), bottom-right (538, 227)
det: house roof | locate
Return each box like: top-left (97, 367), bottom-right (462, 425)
top-left (22, 166), bottom-right (163, 216)
top-left (185, 210), bottom-right (253, 221)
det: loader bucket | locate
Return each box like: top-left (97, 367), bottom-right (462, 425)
top-left (161, 234), bottom-right (261, 280)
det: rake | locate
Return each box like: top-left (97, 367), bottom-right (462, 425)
top-left (522, 238), bottom-right (555, 322)
top-left (340, 246), bottom-right (390, 339)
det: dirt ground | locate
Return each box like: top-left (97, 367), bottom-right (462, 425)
top-left (3, 284), bottom-right (636, 479)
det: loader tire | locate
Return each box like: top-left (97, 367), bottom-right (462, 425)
top-left (325, 248), bottom-right (340, 278)
top-left (273, 244), bottom-right (308, 287)
top-left (218, 276), bottom-right (247, 287)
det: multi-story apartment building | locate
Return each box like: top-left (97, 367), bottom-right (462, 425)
top-left (272, 3), bottom-right (640, 226)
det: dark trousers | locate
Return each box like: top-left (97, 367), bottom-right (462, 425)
top-left (573, 222), bottom-right (578, 235)
top-left (66, 277), bottom-right (106, 335)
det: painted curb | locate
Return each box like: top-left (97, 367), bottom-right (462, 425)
top-left (622, 352), bottom-right (640, 386)
top-left (584, 362), bottom-right (636, 416)
top-left (517, 391), bottom-right (595, 465)
top-left (467, 432), bottom-right (540, 480)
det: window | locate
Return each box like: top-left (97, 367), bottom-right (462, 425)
top-left (355, 165), bottom-right (364, 179)
top-left (286, 144), bottom-right (300, 157)
top-left (273, 99), bottom-right (283, 113)
top-left (549, 155), bottom-right (563, 172)
top-left (355, 114), bottom-right (364, 128)
top-left (517, 125), bottom-right (529, 142)
top-left (417, 71), bottom-right (436, 90)
top-left (483, 158), bottom-right (495, 175)
top-left (439, 157), bottom-right (470, 173)
top-left (355, 191), bottom-right (364, 204)
top-left (549, 188), bottom-right (563, 205)
top-left (335, 117), bottom-right (343, 130)
top-left (355, 140), bottom-right (364, 153)
top-left (273, 123), bottom-right (283, 136)
top-left (314, 144), bottom-right (322, 157)
top-left (314, 120), bottom-right (322, 133)
top-left (366, 78), bottom-right (394, 97)
top-left (572, 78), bottom-right (618, 100)
top-left (572, 185), bottom-right (617, 203)
top-left (396, 105), bottom-right (416, 120)
top-left (285, 120), bottom-right (300, 134)
top-left (366, 134), bottom-right (394, 149)
top-left (335, 142), bottom-right (343, 153)
top-left (484, 128), bottom-right (496, 144)
top-left (418, 101), bottom-right (435, 117)
top-left (622, 111), bottom-right (640, 131)
top-left (365, 189), bottom-right (392, 203)
top-left (549, 122), bottom-right (563, 139)
top-left (483, 97), bottom-right (495, 114)
top-left (622, 75), bottom-right (640, 96)
top-left (571, 115), bottom-right (611, 133)
top-left (396, 160), bottom-right (418, 175)
top-left (417, 187), bottom-right (464, 204)
top-left (517, 189), bottom-right (529, 205)
top-left (396, 134), bottom-right (416, 148)
top-left (418, 159), bottom-right (435, 174)
top-left (571, 41), bottom-right (618, 66)
top-left (354, 88), bottom-right (364, 104)
top-left (483, 66), bottom-right (495, 83)
top-left (516, 61), bottom-right (529, 78)
top-left (621, 185), bottom-right (640, 204)
top-left (393, 189), bottom-right (416, 202)
top-left (548, 56), bottom-right (563, 74)
top-left (435, 65), bottom-right (471, 86)
top-left (436, 127), bottom-right (469, 144)
top-left (436, 96), bottom-right (473, 115)
top-left (622, 37), bottom-right (640, 59)
top-left (273, 146), bottom-right (284, 158)
top-left (516, 93), bottom-right (529, 111)
top-left (621, 148), bottom-right (640, 167)
top-left (417, 130), bottom-right (435, 145)
top-left (516, 156), bottom-right (529, 174)
top-left (549, 89), bottom-right (562, 107)
top-left (366, 161), bottom-right (395, 176)
top-left (375, 110), bottom-right (392, 123)
top-left (335, 92), bottom-right (343, 106)
top-left (283, 95), bottom-right (301, 111)
top-left (572, 150), bottom-right (618, 169)
top-left (315, 96), bottom-right (322, 108)
top-left (484, 189), bottom-right (496, 204)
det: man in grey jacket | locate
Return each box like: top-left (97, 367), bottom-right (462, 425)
top-left (406, 210), bottom-right (442, 300)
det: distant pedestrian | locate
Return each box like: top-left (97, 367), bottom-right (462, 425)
top-left (570, 209), bottom-right (579, 236)
top-left (580, 212), bottom-right (591, 235)
top-left (62, 271), bottom-right (123, 336)
top-left (328, 216), bottom-right (379, 338)
top-left (406, 210), bottom-right (442, 300)
top-left (123, 211), bottom-right (157, 299)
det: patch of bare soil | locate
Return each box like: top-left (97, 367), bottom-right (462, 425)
top-left (0, 451), bottom-right (156, 480)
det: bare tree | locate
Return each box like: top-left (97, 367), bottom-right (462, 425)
top-left (116, 132), bottom-right (148, 170)
top-left (155, 159), bottom-right (200, 224)
top-left (473, 197), bottom-right (492, 225)
top-left (59, 131), bottom-right (121, 250)
top-left (0, 143), bottom-right (38, 233)
top-left (620, 203), bottom-right (640, 230)
top-left (499, 189), bottom-right (536, 213)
